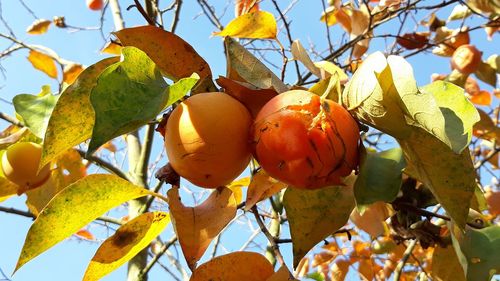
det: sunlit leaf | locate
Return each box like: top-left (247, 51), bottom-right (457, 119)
top-left (330, 259), bottom-right (350, 281)
top-left (235, 0), bottom-right (259, 17)
top-left (115, 25), bottom-right (216, 93)
top-left (214, 11), bottom-right (277, 39)
top-left (486, 54), bottom-right (499, 73)
top-left (474, 61), bottom-right (497, 87)
top-left (14, 174), bottom-right (155, 272)
top-left (225, 37), bottom-right (288, 93)
top-left (469, 90), bottom-right (492, 106)
top-left (313, 61), bottom-right (349, 83)
top-left (190, 252), bottom-right (274, 281)
top-left (75, 229), bottom-right (95, 241)
top-left (26, 19), bottom-right (51, 35)
top-left (473, 108), bottom-right (500, 141)
top-left (448, 4), bottom-right (472, 21)
top-left (100, 41), bottom-right (122, 55)
top-left (431, 245), bottom-right (466, 281)
top-left (27, 50), bottom-right (58, 78)
top-left (350, 202), bottom-right (392, 237)
top-left (354, 147), bottom-right (405, 209)
top-left (291, 40), bottom-right (321, 78)
top-left (0, 127), bottom-right (30, 150)
top-left (168, 187), bottom-right (237, 270)
top-left (227, 176), bottom-right (250, 204)
top-left (87, 47), bottom-right (168, 154)
top-left (41, 57), bottom-right (118, 168)
top-left (0, 150), bottom-right (18, 201)
top-left (13, 89), bottom-right (58, 139)
top-left (62, 63), bottom-right (84, 85)
top-left (284, 182), bottom-right (355, 267)
top-left (245, 169), bottom-right (287, 211)
top-left (83, 212), bottom-right (170, 281)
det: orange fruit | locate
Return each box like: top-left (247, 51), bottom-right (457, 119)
top-left (1, 142), bottom-right (51, 192)
top-left (251, 90), bottom-right (360, 189)
top-left (164, 92), bottom-right (252, 188)
top-left (86, 0), bottom-right (103, 11)
top-left (451, 45), bottom-right (482, 75)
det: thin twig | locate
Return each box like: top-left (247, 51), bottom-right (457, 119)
top-left (251, 205), bottom-right (285, 266)
top-left (76, 149), bottom-right (130, 181)
top-left (393, 239), bottom-right (417, 281)
top-left (170, 0), bottom-right (182, 33)
top-left (139, 236), bottom-right (178, 278)
top-left (0, 112), bottom-right (23, 127)
top-left (196, 0), bottom-right (224, 31)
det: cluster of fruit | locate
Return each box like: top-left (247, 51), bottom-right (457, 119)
top-left (164, 90), bottom-right (361, 190)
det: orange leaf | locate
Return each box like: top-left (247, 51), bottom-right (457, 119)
top-left (294, 257), bottom-right (310, 278)
top-left (245, 169), bottom-right (287, 211)
top-left (115, 25), bottom-right (215, 93)
top-left (330, 259), bottom-right (350, 281)
top-left (190, 252), bottom-right (274, 281)
top-left (100, 41), bottom-right (122, 55)
top-left (216, 76), bottom-right (277, 118)
top-left (235, 0), bottom-right (259, 17)
top-left (167, 187), bottom-right (236, 270)
top-left (312, 252), bottom-right (335, 267)
top-left (485, 188), bottom-right (500, 216)
top-left (26, 19), bottom-right (51, 35)
top-left (27, 50), bottom-right (58, 79)
top-left (63, 63), bottom-right (84, 85)
top-left (472, 108), bottom-right (500, 141)
top-left (266, 265), bottom-right (298, 281)
top-left (75, 229), bottom-right (95, 241)
top-left (469, 90), bottom-right (492, 106)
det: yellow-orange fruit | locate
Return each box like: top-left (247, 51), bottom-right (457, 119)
top-left (252, 90), bottom-right (360, 189)
top-left (86, 0), bottom-right (103, 11)
top-left (451, 44), bottom-right (482, 75)
top-left (165, 92), bottom-right (252, 188)
top-left (1, 142), bottom-right (51, 191)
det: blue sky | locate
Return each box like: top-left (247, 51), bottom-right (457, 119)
top-left (0, 1), bottom-right (498, 281)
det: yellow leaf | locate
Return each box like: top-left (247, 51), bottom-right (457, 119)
top-left (83, 212), bottom-right (170, 281)
top-left (314, 61), bottom-right (349, 83)
top-left (431, 245), bottom-right (466, 281)
top-left (26, 19), bottom-right (51, 35)
top-left (27, 148), bottom-right (87, 216)
top-left (62, 63), bottom-right (84, 85)
top-left (0, 150), bottom-right (18, 201)
top-left (283, 184), bottom-right (355, 267)
top-left (350, 202), bottom-right (392, 237)
top-left (294, 257), bottom-right (310, 278)
top-left (41, 57), bottom-right (119, 168)
top-left (245, 169), bottom-right (287, 211)
top-left (214, 11), bottom-right (277, 39)
top-left (168, 187), bottom-right (237, 270)
top-left (190, 252), bottom-right (274, 281)
top-left (266, 265), bottom-right (298, 281)
top-left (100, 41), bottom-right (122, 55)
top-left (27, 50), bottom-right (58, 79)
top-left (15, 174), bottom-right (155, 272)
top-left (227, 176), bottom-right (250, 204)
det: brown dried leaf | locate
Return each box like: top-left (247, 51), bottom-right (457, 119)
top-left (266, 265), bottom-right (298, 281)
top-left (311, 252), bottom-right (335, 267)
top-left (168, 187), bottom-right (237, 270)
top-left (485, 188), bottom-right (500, 216)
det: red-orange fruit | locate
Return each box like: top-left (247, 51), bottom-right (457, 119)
top-left (164, 92), bottom-right (252, 188)
top-left (86, 0), bottom-right (103, 11)
top-left (451, 45), bottom-right (482, 75)
top-left (251, 90), bottom-right (360, 189)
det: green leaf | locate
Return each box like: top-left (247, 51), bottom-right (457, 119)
top-left (451, 224), bottom-right (500, 281)
top-left (486, 55), bottom-right (499, 74)
top-left (283, 185), bottom-right (355, 267)
top-left (13, 86), bottom-right (58, 139)
top-left (419, 80), bottom-right (480, 154)
top-left (400, 128), bottom-right (476, 229)
top-left (162, 73), bottom-right (200, 111)
top-left (83, 212), bottom-right (170, 281)
top-left (224, 37), bottom-right (288, 93)
top-left (354, 147), bottom-right (405, 210)
top-left (88, 47), bottom-right (168, 155)
top-left (431, 245), bottom-right (466, 281)
top-left (41, 57), bottom-right (119, 168)
top-left (14, 174), bottom-right (155, 272)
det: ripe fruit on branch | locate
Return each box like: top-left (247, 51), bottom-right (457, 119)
top-left (451, 45), bottom-right (482, 75)
top-left (1, 142), bottom-right (51, 192)
top-left (251, 90), bottom-right (360, 189)
top-left (164, 92), bottom-right (252, 188)
top-left (86, 0), bottom-right (103, 11)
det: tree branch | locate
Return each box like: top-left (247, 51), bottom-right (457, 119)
top-left (251, 205), bottom-right (285, 266)
top-left (393, 239), bottom-right (417, 281)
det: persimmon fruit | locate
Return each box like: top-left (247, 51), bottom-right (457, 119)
top-left (451, 44), bottom-right (482, 75)
top-left (164, 92), bottom-right (252, 188)
top-left (1, 142), bottom-right (51, 191)
top-left (86, 0), bottom-right (103, 11)
top-left (251, 90), bottom-right (360, 189)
